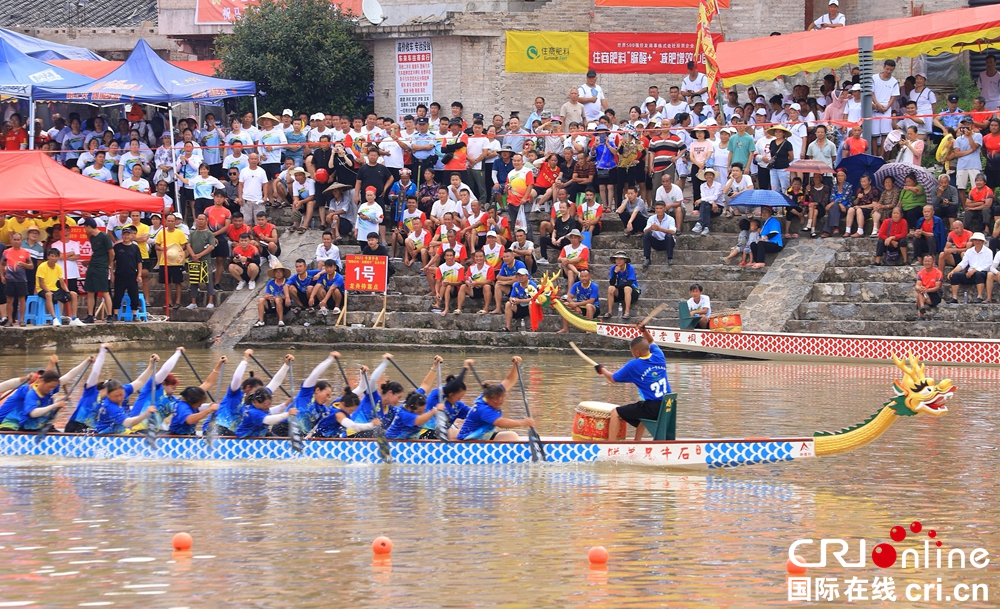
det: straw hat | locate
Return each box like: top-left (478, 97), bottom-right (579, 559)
top-left (610, 250), bottom-right (631, 264)
top-left (257, 112), bottom-right (279, 126)
top-left (767, 125), bottom-right (792, 137)
top-left (267, 260), bottom-right (290, 279)
top-left (323, 181), bottom-right (352, 194)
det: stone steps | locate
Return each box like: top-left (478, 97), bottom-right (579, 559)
top-left (819, 265), bottom-right (925, 284)
top-left (809, 281), bottom-right (924, 303)
top-left (785, 319), bottom-right (1000, 339)
top-left (796, 301), bottom-right (1000, 323)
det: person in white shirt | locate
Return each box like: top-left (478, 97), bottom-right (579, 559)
top-left (977, 53), bottom-right (1000, 111)
top-left (577, 69), bottom-right (608, 122)
top-left (663, 86), bottom-right (691, 124)
top-left (871, 60), bottom-right (900, 147)
top-left (378, 123), bottom-right (405, 174)
top-left (222, 142), bottom-right (250, 174)
top-left (984, 247), bottom-right (1000, 302)
top-left (120, 163), bottom-right (151, 193)
top-left (686, 284), bottom-right (711, 329)
top-left (237, 152), bottom-right (268, 223)
top-left (431, 187), bottom-right (463, 222)
top-left (843, 83), bottom-right (863, 124)
top-left (640, 86), bottom-right (667, 120)
top-left (680, 62), bottom-right (708, 104)
top-left (692, 167), bottom-right (723, 236)
top-left (642, 200), bottom-right (677, 268)
top-left (654, 173), bottom-right (685, 229)
top-left (947, 232), bottom-right (992, 302)
top-left (721, 162), bottom-right (753, 216)
top-left (807, 0), bottom-right (846, 30)
top-left (118, 139), bottom-right (150, 184)
top-left (82, 151), bottom-right (113, 183)
top-left (314, 230), bottom-right (342, 271)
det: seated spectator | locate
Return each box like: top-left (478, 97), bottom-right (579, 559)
top-left (938, 220), bottom-right (973, 272)
top-left (946, 232), bottom-right (992, 303)
top-left (460, 250), bottom-right (495, 315)
top-left (424, 229), bottom-right (466, 278)
top-left (899, 172), bottom-right (927, 231)
top-left (252, 211), bottom-right (281, 258)
top-left (485, 204), bottom-right (511, 246)
top-left (784, 176), bottom-right (805, 237)
top-left (404, 218), bottom-right (432, 269)
top-left (915, 254), bottom-right (943, 319)
top-left (872, 175), bottom-right (901, 237)
top-left (324, 182), bottom-right (356, 243)
top-left (929, 173), bottom-right (959, 228)
top-left (254, 264), bottom-right (290, 327)
top-left (559, 268), bottom-right (600, 334)
top-left (642, 200), bottom-right (677, 268)
top-left (618, 185), bottom-right (649, 236)
top-left (361, 232), bottom-right (395, 280)
top-left (691, 167), bottom-right (722, 237)
top-left (491, 250), bottom-right (527, 314)
top-left (435, 248), bottom-right (466, 315)
top-left (509, 228), bottom-right (537, 275)
top-left (577, 188), bottom-right (603, 237)
top-left (875, 206), bottom-right (909, 266)
top-left (315, 231), bottom-right (342, 273)
top-left (430, 187), bottom-right (462, 230)
top-left (986, 246), bottom-right (1000, 302)
top-left (558, 229), bottom-right (590, 286)
top-left (270, 158), bottom-right (296, 208)
top-left (289, 167), bottom-right (317, 234)
top-left (502, 268), bottom-right (536, 332)
top-left (539, 201), bottom-right (578, 264)
top-left (821, 169), bottom-right (853, 237)
top-left (963, 173), bottom-right (994, 234)
top-left (687, 283), bottom-right (711, 329)
top-left (846, 173), bottom-right (880, 238)
top-left (539, 188), bottom-right (575, 249)
top-left (481, 230), bottom-right (505, 271)
top-left (229, 232), bottom-right (261, 291)
top-left (724, 218), bottom-right (760, 266)
top-left (431, 213), bottom-right (462, 250)
top-left (911, 205), bottom-right (946, 264)
top-left (35, 247), bottom-right (82, 327)
top-left (605, 251), bottom-right (640, 320)
top-left (286, 258), bottom-right (320, 313)
top-left (462, 197), bottom-right (489, 254)
top-left (805, 172), bottom-right (830, 238)
top-left (309, 259), bottom-right (343, 315)
top-left (897, 126), bottom-right (925, 166)
top-left (723, 162), bottom-right (753, 218)
top-left (750, 206), bottom-right (785, 269)
top-left (393, 196), bottom-right (425, 259)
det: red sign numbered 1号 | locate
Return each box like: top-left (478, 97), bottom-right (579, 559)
top-left (344, 254), bottom-right (388, 293)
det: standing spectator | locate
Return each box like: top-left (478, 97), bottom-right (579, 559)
top-left (121, 163), bottom-right (151, 194)
top-left (185, 214), bottom-right (216, 309)
top-left (767, 125), bottom-right (794, 193)
top-left (642, 200), bottom-right (676, 268)
top-left (871, 60), bottom-right (900, 158)
top-left (950, 119), bottom-right (983, 203)
top-left (35, 247), bottom-right (83, 326)
top-left (255, 113), bottom-right (287, 204)
top-left (680, 62), bottom-right (707, 104)
top-left (238, 152), bottom-right (268, 223)
top-left (504, 153), bottom-right (535, 239)
top-left (81, 219), bottom-right (114, 324)
top-left (654, 172), bottom-right (685, 230)
top-left (356, 188), bottom-right (385, 247)
top-left (111, 226), bottom-right (142, 319)
top-left (560, 88), bottom-right (586, 127)
top-left (355, 147), bottom-right (394, 243)
top-left (874, 206), bottom-right (909, 265)
top-left (3, 113), bottom-right (27, 151)
top-left (688, 121), bottom-right (714, 202)
top-left (578, 70), bottom-right (608, 123)
top-left (981, 118), bottom-right (1000, 189)
top-left (807, 0), bottom-right (845, 30)
top-left (2, 233), bottom-right (31, 326)
top-left (911, 204), bottom-right (946, 264)
top-left (946, 232), bottom-right (992, 302)
top-left (501, 116), bottom-right (529, 151)
top-left (910, 73), bottom-right (937, 136)
top-left (466, 121), bottom-right (495, 201)
top-left (806, 125), bottom-right (837, 174)
top-left (48, 225), bottom-right (82, 316)
top-left (915, 254), bottom-right (943, 319)
top-left (154, 214), bottom-right (191, 310)
top-left (977, 53), bottom-right (1000, 111)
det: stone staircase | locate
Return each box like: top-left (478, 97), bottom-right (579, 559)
top-left (787, 237), bottom-right (1000, 339)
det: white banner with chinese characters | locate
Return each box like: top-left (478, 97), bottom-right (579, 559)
top-left (395, 39), bottom-right (433, 122)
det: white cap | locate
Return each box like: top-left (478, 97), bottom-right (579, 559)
top-left (310, 112), bottom-right (325, 120)
top-left (486, 230), bottom-right (498, 237)
top-left (692, 95), bottom-right (706, 105)
top-left (789, 102), bottom-right (801, 111)
top-left (755, 96), bottom-right (766, 104)
top-left (971, 232), bottom-right (987, 241)
top-left (829, 0), bottom-right (839, 5)
top-left (282, 108), bottom-right (294, 116)
top-left (755, 108), bottom-right (767, 116)
top-left (516, 268), bottom-right (529, 275)
top-left (643, 96), bottom-right (657, 105)
top-left (851, 83), bottom-right (862, 91)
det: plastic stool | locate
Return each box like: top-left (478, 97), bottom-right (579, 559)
top-left (117, 294), bottom-right (149, 322)
top-left (24, 295), bottom-right (61, 326)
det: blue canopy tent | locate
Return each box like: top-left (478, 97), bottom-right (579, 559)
top-left (0, 28), bottom-right (105, 61)
top-left (0, 38), bottom-right (95, 149)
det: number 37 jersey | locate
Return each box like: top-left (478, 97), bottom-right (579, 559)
top-left (612, 343), bottom-right (669, 401)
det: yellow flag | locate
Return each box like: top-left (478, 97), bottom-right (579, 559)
top-left (505, 31), bottom-right (590, 73)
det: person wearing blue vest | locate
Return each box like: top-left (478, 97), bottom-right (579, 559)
top-left (595, 325), bottom-right (669, 441)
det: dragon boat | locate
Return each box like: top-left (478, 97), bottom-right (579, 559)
top-left (0, 355), bottom-right (953, 468)
top-left (536, 275), bottom-right (1000, 367)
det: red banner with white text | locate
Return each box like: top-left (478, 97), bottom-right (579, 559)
top-left (194, 0), bottom-right (363, 24)
top-left (594, 0), bottom-right (728, 8)
top-left (588, 33), bottom-right (724, 74)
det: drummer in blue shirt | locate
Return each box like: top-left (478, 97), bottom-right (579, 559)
top-left (595, 325), bottom-right (669, 441)
top-left (456, 356), bottom-right (535, 442)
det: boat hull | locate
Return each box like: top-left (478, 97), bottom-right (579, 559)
top-left (595, 324), bottom-right (1000, 366)
top-left (0, 432), bottom-right (816, 469)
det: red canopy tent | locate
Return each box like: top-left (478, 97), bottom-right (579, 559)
top-left (0, 151), bottom-right (164, 215)
top-left (46, 59), bottom-right (221, 79)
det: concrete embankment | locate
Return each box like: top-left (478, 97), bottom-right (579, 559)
top-left (2, 321), bottom-right (211, 353)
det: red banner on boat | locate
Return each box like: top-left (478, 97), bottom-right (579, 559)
top-left (344, 255), bottom-right (388, 293)
top-left (588, 32), bottom-right (724, 74)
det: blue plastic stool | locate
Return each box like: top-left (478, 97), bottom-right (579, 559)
top-left (117, 294), bottom-right (149, 322)
top-left (24, 295), bottom-right (62, 326)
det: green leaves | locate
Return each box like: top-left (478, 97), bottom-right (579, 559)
top-left (215, 0), bottom-right (374, 115)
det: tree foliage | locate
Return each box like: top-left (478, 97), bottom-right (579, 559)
top-left (214, 0), bottom-right (374, 116)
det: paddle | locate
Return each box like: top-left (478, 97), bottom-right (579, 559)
top-left (386, 357), bottom-right (418, 390)
top-left (514, 361), bottom-right (544, 463)
top-left (249, 354), bottom-right (292, 397)
top-left (288, 360), bottom-right (304, 453)
top-left (107, 348), bottom-right (133, 383)
top-left (205, 361), bottom-right (224, 449)
top-left (435, 360), bottom-right (449, 442)
top-left (638, 303), bottom-right (668, 330)
top-left (180, 350), bottom-right (213, 401)
top-left (569, 341), bottom-right (603, 372)
top-left (333, 354), bottom-right (351, 388)
top-left (37, 360), bottom-right (91, 443)
top-left (468, 363), bottom-right (485, 389)
top-left (143, 358), bottom-right (158, 451)
top-left (361, 368), bottom-right (391, 464)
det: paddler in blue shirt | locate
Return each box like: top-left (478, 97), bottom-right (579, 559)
top-left (595, 325), bottom-right (669, 441)
top-left (0, 355), bottom-right (90, 431)
top-left (94, 380), bottom-right (157, 435)
top-left (168, 387), bottom-right (219, 436)
top-left (456, 356), bottom-right (536, 441)
top-left (412, 355), bottom-right (473, 440)
top-left (271, 351), bottom-right (342, 437)
top-left (62, 345), bottom-right (156, 433)
top-left (384, 391), bottom-right (444, 439)
top-left (208, 349), bottom-right (292, 436)
top-left (236, 388), bottom-right (296, 438)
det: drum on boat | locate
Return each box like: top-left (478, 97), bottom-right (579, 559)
top-left (572, 401), bottom-right (628, 442)
top-left (708, 310), bottom-right (742, 333)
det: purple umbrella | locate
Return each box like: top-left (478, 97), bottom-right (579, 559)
top-left (874, 163), bottom-right (938, 193)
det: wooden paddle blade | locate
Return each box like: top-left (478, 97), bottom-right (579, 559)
top-left (436, 410), bottom-right (450, 442)
top-left (528, 428), bottom-right (545, 463)
top-left (289, 417), bottom-right (304, 453)
top-left (639, 303), bottom-right (668, 328)
top-left (569, 342), bottom-right (600, 367)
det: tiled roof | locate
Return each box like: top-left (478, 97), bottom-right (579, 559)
top-left (0, 0), bottom-right (157, 28)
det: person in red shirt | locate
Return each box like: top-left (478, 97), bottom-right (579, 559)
top-left (434, 248), bottom-right (466, 315)
top-left (207, 189), bottom-right (233, 290)
top-left (228, 232), bottom-right (261, 290)
top-left (982, 118), bottom-right (1000, 188)
top-left (226, 214), bottom-right (248, 244)
top-left (842, 125), bottom-right (869, 157)
top-left (251, 211), bottom-right (280, 258)
top-left (938, 220), bottom-right (973, 272)
top-left (3, 113), bottom-right (27, 152)
top-left (915, 254), bottom-right (943, 319)
top-left (531, 153), bottom-right (562, 211)
top-left (874, 207), bottom-right (909, 265)
top-left (442, 118), bottom-right (469, 185)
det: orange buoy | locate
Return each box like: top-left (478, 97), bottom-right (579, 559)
top-left (172, 532), bottom-right (193, 551)
top-left (786, 557), bottom-right (807, 575)
top-left (588, 546), bottom-right (609, 564)
top-left (372, 536), bottom-right (393, 555)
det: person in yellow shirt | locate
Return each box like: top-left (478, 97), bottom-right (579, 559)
top-left (6, 213), bottom-right (33, 241)
top-left (36, 248), bottom-right (83, 326)
top-left (0, 216), bottom-right (13, 247)
top-left (153, 214), bottom-right (194, 309)
top-left (128, 211), bottom-right (153, 304)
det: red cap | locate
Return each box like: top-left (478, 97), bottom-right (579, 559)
top-left (365, 186), bottom-right (377, 193)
